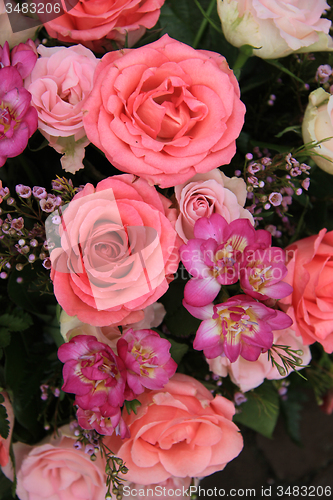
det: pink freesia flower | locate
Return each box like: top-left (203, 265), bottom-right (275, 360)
top-left (0, 40), bottom-right (37, 79)
top-left (58, 335), bottom-right (127, 435)
top-left (180, 214), bottom-right (270, 307)
top-left (117, 328), bottom-right (177, 397)
top-left (184, 295), bottom-right (293, 362)
top-left (239, 246), bottom-right (293, 300)
top-left (0, 66), bottom-right (38, 167)
top-left (208, 327), bottom-right (311, 392)
top-left (76, 406), bottom-right (129, 438)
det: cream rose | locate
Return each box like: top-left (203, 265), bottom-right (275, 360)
top-left (217, 0), bottom-right (333, 60)
top-left (302, 87), bottom-right (333, 174)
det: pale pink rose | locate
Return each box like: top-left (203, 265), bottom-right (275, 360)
top-left (2, 425), bottom-right (107, 500)
top-left (208, 328), bottom-right (311, 393)
top-left (0, 392), bottom-right (14, 467)
top-left (124, 477), bottom-right (195, 499)
top-left (218, 0), bottom-right (333, 60)
top-left (83, 35), bottom-right (246, 189)
top-left (280, 228), bottom-right (333, 353)
top-left (175, 169), bottom-right (254, 243)
top-left (24, 44), bottom-right (98, 173)
top-left (49, 174), bottom-right (180, 327)
top-left (43, 0), bottom-right (165, 53)
top-left (105, 373), bottom-right (243, 484)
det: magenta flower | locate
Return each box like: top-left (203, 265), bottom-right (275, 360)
top-left (58, 335), bottom-right (126, 410)
top-left (117, 328), bottom-right (177, 397)
top-left (184, 295), bottom-right (293, 362)
top-left (0, 40), bottom-right (37, 80)
top-left (180, 214), bottom-right (271, 307)
top-left (0, 66), bottom-right (38, 167)
top-left (76, 406), bottom-right (130, 438)
top-left (239, 246), bottom-right (293, 300)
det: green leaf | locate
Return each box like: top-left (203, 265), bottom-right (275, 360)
top-left (280, 390), bottom-right (307, 445)
top-left (233, 381), bottom-right (280, 438)
top-left (0, 329), bottom-right (11, 349)
top-left (275, 125), bottom-right (302, 138)
top-left (0, 401), bottom-right (9, 439)
top-left (124, 399), bottom-right (141, 415)
top-left (0, 312), bottom-right (33, 332)
top-left (155, 332), bottom-right (189, 365)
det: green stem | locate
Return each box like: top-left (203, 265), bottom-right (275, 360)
top-left (233, 51), bottom-right (251, 71)
top-left (193, 0), bottom-right (217, 49)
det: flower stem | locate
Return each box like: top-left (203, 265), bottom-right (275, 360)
top-left (193, 0), bottom-right (217, 49)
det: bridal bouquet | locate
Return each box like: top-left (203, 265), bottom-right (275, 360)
top-left (1, 1), bottom-right (333, 499)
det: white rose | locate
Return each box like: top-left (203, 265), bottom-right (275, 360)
top-left (217, 0), bottom-right (333, 59)
top-left (302, 87), bottom-right (333, 174)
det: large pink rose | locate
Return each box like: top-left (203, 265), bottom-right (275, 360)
top-left (24, 44), bottom-right (98, 173)
top-left (43, 0), bottom-right (165, 52)
top-left (2, 426), bottom-right (107, 500)
top-left (49, 174), bottom-right (180, 327)
top-left (174, 169), bottom-right (254, 243)
top-left (279, 228), bottom-right (333, 353)
top-left (82, 35), bottom-right (246, 188)
top-left (105, 373), bottom-right (243, 484)
top-left (208, 328), bottom-right (311, 393)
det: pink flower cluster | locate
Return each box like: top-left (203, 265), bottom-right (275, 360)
top-left (0, 40), bottom-right (38, 166)
top-left (57, 331), bottom-right (176, 437)
top-left (180, 213), bottom-right (293, 362)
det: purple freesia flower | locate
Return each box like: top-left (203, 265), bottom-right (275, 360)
top-left (0, 40), bottom-right (37, 80)
top-left (76, 406), bottom-right (130, 438)
top-left (184, 295), bottom-right (293, 363)
top-left (179, 213), bottom-right (271, 307)
top-left (0, 66), bottom-right (37, 167)
top-left (58, 334), bottom-right (127, 410)
top-left (117, 328), bottom-right (177, 398)
top-left (239, 246), bottom-right (293, 300)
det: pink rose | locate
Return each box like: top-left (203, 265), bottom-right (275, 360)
top-left (123, 477), bottom-right (195, 499)
top-left (3, 425), bottom-right (107, 500)
top-left (174, 169), bottom-right (254, 243)
top-left (0, 392), bottom-right (14, 467)
top-left (24, 44), bottom-right (98, 173)
top-left (207, 328), bottom-right (311, 393)
top-left (43, 0), bottom-right (165, 53)
top-left (105, 373), bottom-right (243, 483)
top-left (83, 35), bottom-right (246, 188)
top-left (49, 174), bottom-right (180, 327)
top-left (279, 228), bottom-right (333, 353)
